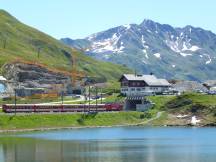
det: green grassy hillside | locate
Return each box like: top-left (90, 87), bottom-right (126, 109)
top-left (0, 10), bottom-right (131, 82)
top-left (164, 93), bottom-right (216, 116)
top-left (147, 93), bottom-right (216, 126)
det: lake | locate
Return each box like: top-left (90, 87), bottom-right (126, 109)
top-left (0, 127), bottom-right (216, 162)
top-left (0, 83), bottom-right (5, 93)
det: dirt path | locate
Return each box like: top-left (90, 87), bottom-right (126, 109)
top-left (137, 111), bottom-right (164, 125)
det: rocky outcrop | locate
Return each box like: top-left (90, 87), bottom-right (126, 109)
top-left (2, 63), bottom-right (73, 96)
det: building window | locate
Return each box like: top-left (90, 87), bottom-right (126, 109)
top-left (150, 87), bottom-right (158, 90)
top-left (131, 88), bottom-right (135, 91)
top-left (136, 88), bottom-right (141, 91)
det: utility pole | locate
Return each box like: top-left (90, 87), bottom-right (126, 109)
top-left (95, 87), bottom-right (98, 112)
top-left (88, 85), bottom-right (90, 112)
top-left (61, 91), bottom-right (64, 104)
top-left (101, 89), bottom-right (102, 104)
top-left (14, 89), bottom-right (17, 115)
top-left (61, 84), bottom-right (64, 105)
top-left (84, 87), bottom-right (88, 113)
top-left (84, 93), bottom-right (86, 113)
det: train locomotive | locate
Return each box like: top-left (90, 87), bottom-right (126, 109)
top-left (2, 103), bottom-right (123, 113)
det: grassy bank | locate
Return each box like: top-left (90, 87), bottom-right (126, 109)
top-left (0, 112), bottom-right (146, 131)
top-left (146, 93), bottom-right (216, 126)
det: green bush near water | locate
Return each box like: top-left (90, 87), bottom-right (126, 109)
top-left (140, 112), bottom-right (152, 119)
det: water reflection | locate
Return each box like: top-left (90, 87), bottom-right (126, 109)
top-left (0, 138), bottom-right (215, 162)
top-left (0, 145), bottom-right (4, 162)
top-left (1, 127), bottom-right (216, 162)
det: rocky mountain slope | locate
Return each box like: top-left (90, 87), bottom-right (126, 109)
top-left (0, 10), bottom-right (131, 86)
top-left (61, 19), bottom-right (216, 81)
top-left (2, 63), bottom-right (72, 95)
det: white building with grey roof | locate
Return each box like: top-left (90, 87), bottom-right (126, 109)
top-left (119, 74), bottom-right (171, 96)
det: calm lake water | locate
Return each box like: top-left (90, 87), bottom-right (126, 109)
top-left (1, 127), bottom-right (216, 162)
top-left (0, 83), bottom-right (5, 93)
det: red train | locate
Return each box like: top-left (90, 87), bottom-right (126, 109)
top-left (2, 103), bottom-right (123, 113)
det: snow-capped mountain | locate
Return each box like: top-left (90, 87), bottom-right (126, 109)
top-left (61, 19), bottom-right (216, 81)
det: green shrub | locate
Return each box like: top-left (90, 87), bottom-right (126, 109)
top-left (166, 98), bottom-right (192, 109)
top-left (190, 104), bottom-right (207, 113)
top-left (140, 112), bottom-right (152, 119)
top-left (77, 118), bottom-right (84, 125)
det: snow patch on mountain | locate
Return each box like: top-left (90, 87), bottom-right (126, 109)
top-left (142, 49), bottom-right (149, 59)
top-left (180, 53), bottom-right (192, 57)
top-left (166, 40), bottom-right (181, 53)
top-left (189, 46), bottom-right (201, 52)
top-left (141, 35), bottom-right (149, 49)
top-left (182, 45), bottom-right (201, 52)
top-left (154, 53), bottom-right (161, 59)
top-left (182, 42), bottom-right (188, 51)
top-left (189, 27), bottom-right (192, 33)
top-left (91, 33), bottom-right (125, 53)
top-left (166, 38), bottom-right (201, 56)
top-left (141, 35), bottom-right (145, 45)
top-left (147, 29), bottom-right (152, 33)
top-left (204, 54), bottom-right (212, 64)
top-left (171, 35), bottom-right (174, 39)
top-left (123, 24), bottom-right (131, 30)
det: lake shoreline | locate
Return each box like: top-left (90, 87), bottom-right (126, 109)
top-left (0, 124), bottom-right (139, 134)
top-left (0, 122), bottom-right (212, 134)
top-left (0, 110), bottom-right (214, 134)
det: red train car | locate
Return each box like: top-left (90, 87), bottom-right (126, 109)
top-left (2, 103), bottom-right (123, 113)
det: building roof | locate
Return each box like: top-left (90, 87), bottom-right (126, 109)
top-left (121, 74), bottom-right (171, 86)
top-left (157, 79), bottom-right (171, 86)
top-left (0, 76), bottom-right (6, 81)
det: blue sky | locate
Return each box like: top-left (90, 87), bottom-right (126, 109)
top-left (0, 0), bottom-right (215, 39)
